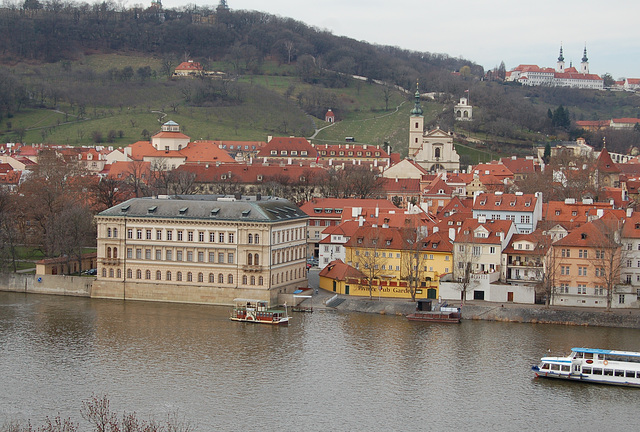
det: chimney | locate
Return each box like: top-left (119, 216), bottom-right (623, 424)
top-left (627, 208), bottom-right (633, 217)
top-left (267, 136), bottom-right (272, 142)
top-left (448, 228), bottom-right (455, 241)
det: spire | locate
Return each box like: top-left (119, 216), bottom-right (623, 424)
top-left (558, 44), bottom-right (564, 62)
top-left (582, 44), bottom-right (588, 63)
top-left (411, 81), bottom-right (423, 116)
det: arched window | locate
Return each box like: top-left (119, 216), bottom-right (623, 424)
top-left (107, 228), bottom-right (112, 238)
top-left (187, 272), bottom-right (193, 282)
top-left (145, 270), bottom-right (151, 279)
top-left (248, 234), bottom-right (253, 244)
top-left (177, 272), bottom-right (182, 281)
top-left (127, 269), bottom-right (132, 279)
top-left (259, 276), bottom-right (263, 285)
top-left (117, 269), bottom-right (122, 278)
top-left (198, 273), bottom-right (203, 282)
top-left (136, 269), bottom-right (142, 279)
top-left (228, 274), bottom-right (233, 284)
top-left (109, 268), bottom-right (114, 278)
top-left (250, 276), bottom-right (255, 285)
top-left (242, 275), bottom-right (248, 285)
top-left (106, 247), bottom-right (112, 258)
top-left (113, 248), bottom-right (118, 259)
top-left (435, 147), bottom-right (441, 158)
top-left (156, 270), bottom-right (161, 280)
top-left (247, 254), bottom-right (253, 265)
top-left (276, 274), bottom-right (279, 284)
top-left (166, 271), bottom-right (172, 281)
top-left (218, 274), bottom-right (224, 284)
top-left (113, 228), bottom-right (118, 238)
top-left (254, 234), bottom-right (259, 244)
top-left (102, 268), bottom-right (107, 277)
top-left (209, 273), bottom-right (215, 283)
top-left (254, 254), bottom-right (259, 266)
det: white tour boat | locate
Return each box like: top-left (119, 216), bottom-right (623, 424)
top-left (532, 347), bottom-right (640, 387)
top-left (229, 298), bottom-right (290, 325)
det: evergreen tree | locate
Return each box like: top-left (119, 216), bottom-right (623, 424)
top-left (543, 143), bottom-right (551, 163)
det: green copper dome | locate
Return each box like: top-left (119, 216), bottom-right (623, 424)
top-left (411, 86), bottom-right (423, 116)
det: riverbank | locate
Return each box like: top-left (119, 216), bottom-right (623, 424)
top-left (310, 288), bottom-right (640, 329)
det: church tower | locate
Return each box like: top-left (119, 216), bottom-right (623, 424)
top-left (556, 44), bottom-right (565, 73)
top-left (409, 83), bottom-right (424, 157)
top-left (580, 45), bottom-right (589, 74)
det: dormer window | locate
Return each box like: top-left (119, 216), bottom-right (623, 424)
top-left (510, 201), bottom-right (516, 206)
top-left (301, 151), bottom-right (308, 156)
top-left (432, 243), bottom-right (438, 248)
top-left (257, 175), bottom-right (263, 181)
top-left (271, 150), bottom-right (277, 155)
top-left (525, 201), bottom-right (531, 207)
top-left (357, 237), bottom-right (363, 244)
top-left (480, 200), bottom-right (486, 205)
top-left (291, 151), bottom-right (298, 156)
top-left (572, 211), bottom-right (577, 216)
top-left (555, 210), bottom-right (561, 215)
top-left (386, 240), bottom-right (391, 245)
top-left (581, 233), bottom-right (587, 239)
top-left (281, 150), bottom-right (287, 156)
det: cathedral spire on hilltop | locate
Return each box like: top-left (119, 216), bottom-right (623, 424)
top-left (582, 45), bottom-right (588, 63)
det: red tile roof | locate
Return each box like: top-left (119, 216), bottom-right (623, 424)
top-left (256, 137), bottom-right (317, 158)
top-left (552, 220), bottom-right (617, 248)
top-left (456, 218), bottom-right (515, 245)
top-left (473, 192), bottom-right (538, 212)
top-left (319, 259), bottom-right (366, 280)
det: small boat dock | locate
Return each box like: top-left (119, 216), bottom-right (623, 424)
top-left (406, 299), bottom-right (461, 323)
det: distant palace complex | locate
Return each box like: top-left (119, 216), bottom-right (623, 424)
top-left (506, 45), bottom-right (604, 90)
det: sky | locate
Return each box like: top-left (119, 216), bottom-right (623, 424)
top-left (162, 0), bottom-right (640, 79)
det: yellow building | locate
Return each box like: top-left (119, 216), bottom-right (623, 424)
top-left (339, 226), bottom-right (453, 299)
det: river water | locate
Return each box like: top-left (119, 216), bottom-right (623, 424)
top-left (1, 292), bottom-right (639, 431)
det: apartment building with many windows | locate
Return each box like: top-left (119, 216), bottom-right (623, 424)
top-left (93, 195), bottom-right (308, 305)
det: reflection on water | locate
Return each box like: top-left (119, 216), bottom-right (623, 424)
top-left (1, 292), bottom-right (639, 431)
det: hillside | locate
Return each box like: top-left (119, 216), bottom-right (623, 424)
top-left (1, 4), bottom-right (639, 159)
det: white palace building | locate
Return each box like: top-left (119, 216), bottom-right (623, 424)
top-left (506, 45), bottom-right (603, 90)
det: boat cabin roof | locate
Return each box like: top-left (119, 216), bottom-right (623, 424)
top-left (572, 348), bottom-right (640, 358)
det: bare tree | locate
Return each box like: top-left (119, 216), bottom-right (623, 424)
top-left (452, 240), bottom-right (479, 305)
top-left (590, 219), bottom-right (623, 311)
top-left (350, 227), bottom-right (390, 299)
top-left (400, 226), bottom-right (428, 302)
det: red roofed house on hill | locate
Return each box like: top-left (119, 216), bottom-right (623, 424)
top-left (173, 60), bottom-right (204, 77)
top-left (325, 109), bottom-right (335, 123)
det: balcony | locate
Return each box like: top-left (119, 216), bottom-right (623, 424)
top-left (242, 265), bottom-right (263, 272)
top-left (100, 258), bottom-right (121, 266)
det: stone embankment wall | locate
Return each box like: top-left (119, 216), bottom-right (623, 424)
top-left (0, 273), bottom-right (92, 297)
top-left (462, 304), bottom-right (640, 328)
top-left (330, 298), bottom-right (640, 329)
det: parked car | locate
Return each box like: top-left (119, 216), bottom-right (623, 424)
top-left (83, 268), bottom-right (97, 276)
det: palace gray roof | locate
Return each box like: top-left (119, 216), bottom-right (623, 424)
top-left (98, 195), bottom-right (308, 223)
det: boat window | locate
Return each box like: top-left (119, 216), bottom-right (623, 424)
top-left (584, 353), bottom-right (593, 359)
top-left (604, 369), bottom-right (614, 376)
top-left (592, 368), bottom-right (603, 375)
top-left (625, 371), bottom-right (635, 378)
top-left (541, 363), bottom-right (550, 370)
top-left (636, 371), bottom-right (640, 379)
top-left (615, 370), bottom-right (625, 377)
top-left (551, 364), bottom-right (560, 371)
top-left (561, 365), bottom-right (570, 372)
top-left (583, 367), bottom-right (592, 374)
top-left (574, 352), bottom-right (584, 359)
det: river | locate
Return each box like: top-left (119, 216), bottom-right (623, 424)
top-left (1, 292), bottom-right (639, 431)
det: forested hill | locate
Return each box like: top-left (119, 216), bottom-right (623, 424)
top-left (0, 2), bottom-right (482, 89)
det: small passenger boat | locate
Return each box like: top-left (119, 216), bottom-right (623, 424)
top-left (532, 347), bottom-right (640, 387)
top-left (230, 298), bottom-right (290, 325)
